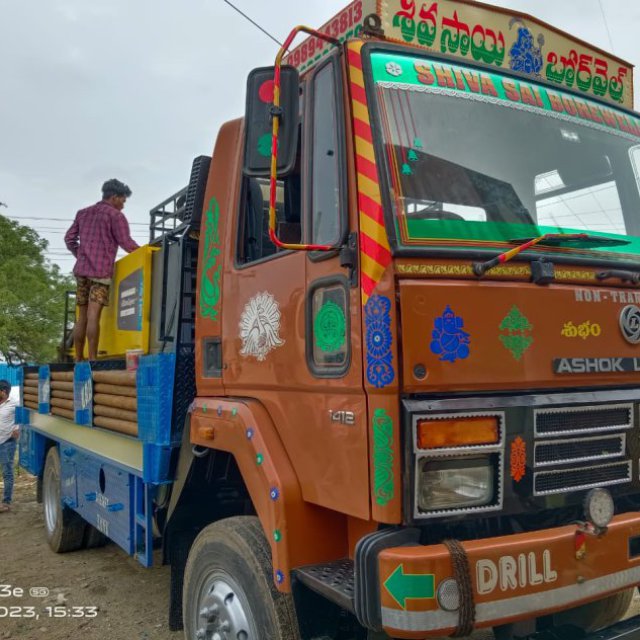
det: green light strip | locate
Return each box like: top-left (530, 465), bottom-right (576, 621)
top-left (372, 53), bottom-right (640, 141)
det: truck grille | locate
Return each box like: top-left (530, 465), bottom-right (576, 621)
top-left (535, 434), bottom-right (625, 466)
top-left (534, 461), bottom-right (632, 496)
top-left (533, 403), bottom-right (633, 497)
top-left (534, 404), bottom-right (632, 437)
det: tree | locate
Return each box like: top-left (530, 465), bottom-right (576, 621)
top-left (0, 215), bottom-right (73, 364)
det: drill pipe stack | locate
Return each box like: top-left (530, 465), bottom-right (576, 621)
top-left (22, 373), bottom-right (39, 411)
top-left (49, 370), bottom-right (75, 420)
top-left (92, 370), bottom-right (138, 437)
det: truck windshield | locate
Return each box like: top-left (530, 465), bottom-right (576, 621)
top-left (370, 51), bottom-right (640, 261)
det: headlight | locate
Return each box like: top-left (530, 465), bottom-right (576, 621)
top-left (417, 457), bottom-right (494, 512)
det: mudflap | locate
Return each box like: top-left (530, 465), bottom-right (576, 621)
top-left (522, 615), bottom-right (640, 640)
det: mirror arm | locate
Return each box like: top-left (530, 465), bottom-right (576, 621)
top-left (340, 232), bottom-right (359, 288)
top-left (269, 26), bottom-right (341, 252)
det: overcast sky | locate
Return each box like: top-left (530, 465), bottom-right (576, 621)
top-left (0, 0), bottom-right (637, 273)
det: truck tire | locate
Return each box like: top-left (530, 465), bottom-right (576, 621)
top-left (83, 525), bottom-right (108, 549)
top-left (42, 447), bottom-right (86, 553)
top-left (553, 588), bottom-right (634, 632)
top-left (182, 516), bottom-right (300, 640)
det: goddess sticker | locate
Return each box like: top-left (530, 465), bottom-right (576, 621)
top-left (239, 292), bottom-right (285, 362)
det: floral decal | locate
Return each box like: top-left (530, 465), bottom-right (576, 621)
top-left (373, 408), bottom-right (395, 506)
top-left (385, 61), bottom-right (403, 77)
top-left (509, 22), bottom-right (544, 76)
top-left (199, 198), bottom-right (222, 321)
top-left (239, 292), bottom-right (285, 362)
top-left (510, 436), bottom-right (526, 483)
top-left (365, 295), bottom-right (395, 388)
top-left (499, 306), bottom-right (533, 361)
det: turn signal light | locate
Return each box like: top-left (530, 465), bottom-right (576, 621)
top-left (417, 416), bottom-right (499, 449)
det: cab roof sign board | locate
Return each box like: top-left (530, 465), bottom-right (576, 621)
top-left (285, 0), bottom-right (634, 110)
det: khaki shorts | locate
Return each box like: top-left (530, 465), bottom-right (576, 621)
top-left (76, 277), bottom-right (111, 307)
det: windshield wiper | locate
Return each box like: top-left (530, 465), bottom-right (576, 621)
top-left (597, 269), bottom-right (640, 284)
top-left (509, 234), bottom-right (630, 248)
top-left (473, 233), bottom-right (631, 277)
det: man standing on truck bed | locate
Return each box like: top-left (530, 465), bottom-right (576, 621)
top-left (64, 179), bottom-right (140, 361)
top-left (0, 380), bottom-right (18, 513)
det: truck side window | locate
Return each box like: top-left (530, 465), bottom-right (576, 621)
top-left (311, 63), bottom-right (342, 246)
top-left (237, 173), bottom-right (302, 265)
top-left (307, 278), bottom-right (350, 377)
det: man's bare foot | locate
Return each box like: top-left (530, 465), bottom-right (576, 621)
top-left (0, 503), bottom-right (10, 513)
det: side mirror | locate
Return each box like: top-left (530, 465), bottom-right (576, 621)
top-left (243, 66), bottom-right (299, 177)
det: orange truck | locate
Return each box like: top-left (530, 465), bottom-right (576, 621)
top-left (16, 1), bottom-right (640, 638)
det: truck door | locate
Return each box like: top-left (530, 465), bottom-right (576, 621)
top-left (223, 53), bottom-right (370, 520)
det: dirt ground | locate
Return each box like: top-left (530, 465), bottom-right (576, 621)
top-left (0, 471), bottom-right (175, 640)
top-left (1, 472), bottom-right (638, 640)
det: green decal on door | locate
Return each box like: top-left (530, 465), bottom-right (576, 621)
top-left (314, 300), bottom-right (346, 353)
top-left (373, 408), bottom-right (395, 506)
top-left (199, 197), bottom-right (222, 320)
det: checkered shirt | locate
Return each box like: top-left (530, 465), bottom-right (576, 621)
top-left (65, 201), bottom-right (140, 278)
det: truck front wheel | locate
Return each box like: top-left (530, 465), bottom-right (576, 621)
top-left (553, 588), bottom-right (635, 632)
top-left (182, 516), bottom-right (299, 640)
top-left (42, 447), bottom-right (85, 553)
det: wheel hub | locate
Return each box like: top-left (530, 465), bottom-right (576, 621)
top-left (43, 463), bottom-right (59, 535)
top-left (195, 575), bottom-right (254, 640)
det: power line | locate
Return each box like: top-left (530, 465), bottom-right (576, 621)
top-left (4, 215), bottom-right (148, 226)
top-left (221, 0), bottom-right (283, 47)
top-left (35, 230), bottom-right (148, 237)
top-left (597, 0), bottom-right (615, 53)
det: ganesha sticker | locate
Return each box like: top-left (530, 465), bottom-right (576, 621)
top-left (239, 292), bottom-right (285, 362)
top-left (430, 305), bottom-right (470, 363)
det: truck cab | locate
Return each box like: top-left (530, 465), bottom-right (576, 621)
top-left (188, 2), bottom-right (640, 637)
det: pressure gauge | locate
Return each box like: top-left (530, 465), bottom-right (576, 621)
top-left (584, 488), bottom-right (614, 529)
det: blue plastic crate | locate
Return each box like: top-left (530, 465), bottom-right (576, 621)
top-left (137, 353), bottom-right (176, 446)
top-left (15, 406), bottom-right (31, 426)
top-left (38, 366), bottom-right (50, 414)
top-left (0, 364), bottom-right (22, 387)
top-left (74, 362), bottom-right (93, 426)
top-left (142, 443), bottom-right (175, 484)
top-left (19, 427), bottom-right (47, 476)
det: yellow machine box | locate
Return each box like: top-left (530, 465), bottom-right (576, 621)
top-left (76, 246), bottom-right (158, 359)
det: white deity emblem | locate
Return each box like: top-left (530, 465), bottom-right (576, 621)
top-left (239, 292), bottom-right (285, 361)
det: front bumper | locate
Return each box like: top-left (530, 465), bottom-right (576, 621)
top-left (374, 513), bottom-right (640, 639)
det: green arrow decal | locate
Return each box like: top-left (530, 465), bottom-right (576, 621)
top-left (384, 564), bottom-right (436, 609)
